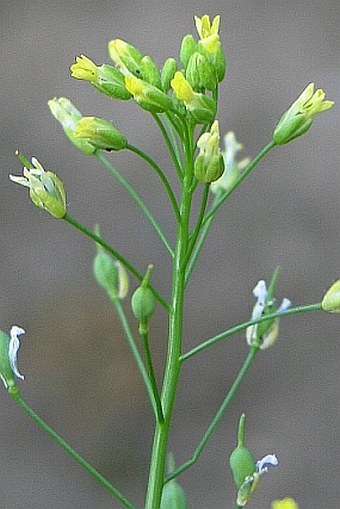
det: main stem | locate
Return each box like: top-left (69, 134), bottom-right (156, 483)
top-left (144, 169), bottom-right (192, 509)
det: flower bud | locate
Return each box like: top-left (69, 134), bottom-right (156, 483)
top-left (10, 156), bottom-right (67, 218)
top-left (179, 34), bottom-right (197, 68)
top-left (70, 55), bottom-right (132, 100)
top-left (321, 280), bottom-right (340, 313)
top-left (131, 265), bottom-right (156, 325)
top-left (161, 58), bottom-right (177, 93)
top-left (194, 121), bottom-right (224, 183)
top-left (160, 479), bottom-right (188, 509)
top-left (195, 14), bottom-right (226, 82)
top-left (75, 117), bottom-right (127, 151)
top-left (48, 97), bottom-right (96, 155)
top-left (171, 71), bottom-right (216, 124)
top-left (93, 228), bottom-right (128, 300)
top-left (0, 326), bottom-right (25, 390)
top-left (140, 55), bottom-right (162, 89)
top-left (229, 415), bottom-right (256, 490)
top-left (186, 52), bottom-right (217, 91)
top-left (272, 83), bottom-right (334, 145)
top-left (108, 39), bottom-right (143, 77)
top-left (125, 76), bottom-right (172, 113)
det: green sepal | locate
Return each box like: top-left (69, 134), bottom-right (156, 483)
top-left (141, 56), bottom-right (162, 89)
top-left (93, 64), bottom-right (132, 100)
top-left (180, 34), bottom-right (197, 68)
top-left (0, 331), bottom-right (16, 389)
top-left (186, 52), bottom-right (217, 92)
top-left (161, 58), bottom-right (177, 93)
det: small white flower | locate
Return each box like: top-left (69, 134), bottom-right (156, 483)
top-left (8, 326), bottom-right (25, 381)
top-left (256, 453), bottom-right (279, 474)
top-left (246, 280), bottom-right (291, 348)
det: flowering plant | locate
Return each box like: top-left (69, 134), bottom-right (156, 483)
top-left (3, 13), bottom-right (336, 509)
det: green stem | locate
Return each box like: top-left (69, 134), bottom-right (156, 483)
top-left (127, 144), bottom-right (181, 223)
top-left (165, 346), bottom-right (260, 482)
top-left (184, 200), bottom-right (216, 286)
top-left (144, 130), bottom-right (195, 509)
top-left (10, 392), bottom-right (136, 509)
top-left (202, 140), bottom-right (276, 226)
top-left (140, 326), bottom-right (164, 423)
top-left (182, 183), bottom-right (210, 271)
top-left (181, 303), bottom-right (322, 361)
top-left (96, 152), bottom-right (173, 257)
top-left (112, 299), bottom-right (161, 422)
top-left (63, 213), bottom-right (171, 314)
top-left (152, 113), bottom-right (183, 180)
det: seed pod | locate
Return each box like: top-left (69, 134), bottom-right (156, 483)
top-left (229, 414), bottom-right (256, 489)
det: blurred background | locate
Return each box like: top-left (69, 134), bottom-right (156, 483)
top-left (1, 0), bottom-right (339, 507)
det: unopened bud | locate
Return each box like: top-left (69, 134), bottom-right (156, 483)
top-left (161, 58), bottom-right (177, 93)
top-left (179, 34), bottom-right (197, 68)
top-left (75, 117), bottom-right (127, 151)
top-left (108, 39), bottom-right (143, 77)
top-left (140, 55), bottom-right (162, 89)
top-left (186, 52), bottom-right (217, 91)
top-left (125, 76), bottom-right (172, 113)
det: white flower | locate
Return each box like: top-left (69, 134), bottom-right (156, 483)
top-left (9, 326), bottom-right (25, 381)
top-left (246, 280), bottom-right (291, 349)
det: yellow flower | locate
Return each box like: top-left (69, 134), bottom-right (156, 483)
top-left (273, 83), bottom-right (334, 145)
top-left (70, 54), bottom-right (99, 81)
top-left (194, 15), bottom-right (221, 53)
top-left (171, 71), bottom-right (194, 103)
top-left (271, 497), bottom-right (299, 509)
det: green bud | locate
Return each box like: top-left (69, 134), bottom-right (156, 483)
top-left (141, 56), bottom-right (162, 89)
top-left (229, 414), bottom-right (256, 490)
top-left (188, 93), bottom-right (216, 124)
top-left (93, 228), bottom-right (128, 300)
top-left (194, 121), bottom-right (224, 183)
top-left (160, 480), bottom-right (188, 509)
top-left (131, 265), bottom-right (156, 323)
top-left (198, 42), bottom-right (226, 83)
top-left (161, 58), bottom-right (177, 93)
top-left (75, 117), bottom-right (127, 151)
top-left (125, 76), bottom-right (173, 113)
top-left (108, 39), bottom-right (143, 77)
top-left (186, 52), bottom-right (217, 92)
top-left (48, 97), bottom-right (96, 156)
top-left (272, 83), bottom-right (334, 145)
top-left (10, 156), bottom-right (67, 219)
top-left (70, 55), bottom-right (132, 100)
top-left (322, 280), bottom-right (340, 313)
top-left (171, 71), bottom-right (216, 124)
top-left (179, 34), bottom-right (197, 68)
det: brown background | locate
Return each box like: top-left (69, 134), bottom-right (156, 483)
top-left (0, 0), bottom-right (339, 508)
